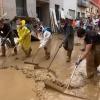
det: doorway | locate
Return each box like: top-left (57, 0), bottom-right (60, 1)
top-left (36, 1), bottom-right (50, 26)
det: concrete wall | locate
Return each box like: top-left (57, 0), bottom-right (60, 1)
top-left (3, 0), bottom-right (16, 19)
top-left (1, 0), bottom-right (63, 20)
top-left (50, 0), bottom-right (63, 9)
top-left (63, 0), bottom-right (87, 18)
top-left (64, 0), bottom-right (77, 12)
top-left (0, 0), bottom-right (3, 16)
top-left (1, 0), bottom-right (36, 19)
top-left (27, 0), bottom-right (36, 17)
top-left (63, 0), bottom-right (77, 18)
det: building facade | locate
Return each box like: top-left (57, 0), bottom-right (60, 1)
top-left (0, 0), bottom-right (63, 26)
top-left (63, 0), bottom-right (89, 19)
top-left (88, 0), bottom-right (100, 16)
top-left (0, 0), bottom-right (36, 19)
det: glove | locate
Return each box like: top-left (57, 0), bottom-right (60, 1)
top-left (39, 43), bottom-right (45, 48)
top-left (39, 39), bottom-right (47, 48)
top-left (39, 44), bottom-right (43, 48)
top-left (76, 59), bottom-right (82, 66)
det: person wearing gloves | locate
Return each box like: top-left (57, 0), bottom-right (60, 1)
top-left (0, 19), bottom-right (17, 57)
top-left (16, 19), bottom-right (32, 57)
top-left (76, 26), bottom-right (100, 79)
top-left (38, 26), bottom-right (52, 60)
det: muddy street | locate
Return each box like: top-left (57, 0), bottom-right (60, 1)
top-left (0, 34), bottom-right (100, 100)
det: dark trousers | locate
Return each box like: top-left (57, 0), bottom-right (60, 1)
top-left (86, 45), bottom-right (100, 78)
top-left (1, 33), bottom-right (15, 47)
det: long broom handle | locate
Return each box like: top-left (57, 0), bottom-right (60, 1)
top-left (67, 54), bottom-right (82, 89)
top-left (47, 41), bottom-right (63, 70)
top-left (67, 64), bottom-right (78, 89)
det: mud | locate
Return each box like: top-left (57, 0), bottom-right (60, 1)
top-left (0, 69), bottom-right (37, 100)
top-left (0, 34), bottom-right (100, 100)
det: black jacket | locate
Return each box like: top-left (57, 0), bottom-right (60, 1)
top-left (0, 23), bottom-right (11, 38)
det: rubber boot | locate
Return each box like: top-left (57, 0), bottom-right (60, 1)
top-left (45, 52), bottom-right (50, 60)
top-left (24, 48), bottom-right (32, 57)
top-left (44, 47), bottom-right (50, 60)
top-left (67, 50), bottom-right (72, 62)
top-left (14, 47), bottom-right (17, 55)
top-left (0, 46), bottom-right (6, 57)
top-left (27, 48), bottom-right (32, 57)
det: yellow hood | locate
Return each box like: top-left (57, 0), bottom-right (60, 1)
top-left (21, 20), bottom-right (26, 26)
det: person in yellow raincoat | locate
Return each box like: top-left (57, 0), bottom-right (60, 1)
top-left (16, 19), bottom-right (32, 57)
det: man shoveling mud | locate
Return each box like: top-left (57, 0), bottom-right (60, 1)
top-left (76, 26), bottom-right (100, 79)
top-left (0, 19), bottom-right (17, 57)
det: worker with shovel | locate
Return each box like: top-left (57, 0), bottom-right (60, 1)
top-left (76, 26), bottom-right (100, 79)
top-left (0, 19), bottom-right (17, 57)
top-left (16, 19), bottom-right (32, 57)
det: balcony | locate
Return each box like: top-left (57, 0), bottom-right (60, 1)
top-left (77, 0), bottom-right (89, 8)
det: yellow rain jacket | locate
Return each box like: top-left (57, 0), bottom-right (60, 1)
top-left (17, 20), bottom-right (31, 51)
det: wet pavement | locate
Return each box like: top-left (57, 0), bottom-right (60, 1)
top-left (0, 34), bottom-right (100, 100)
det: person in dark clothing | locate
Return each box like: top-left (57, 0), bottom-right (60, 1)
top-left (98, 18), bottom-right (100, 30)
top-left (0, 19), bottom-right (17, 56)
top-left (63, 18), bottom-right (74, 62)
top-left (63, 18), bottom-right (69, 35)
top-left (77, 27), bottom-right (86, 51)
top-left (76, 26), bottom-right (100, 78)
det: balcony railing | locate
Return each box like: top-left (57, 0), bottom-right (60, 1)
top-left (77, 0), bottom-right (89, 8)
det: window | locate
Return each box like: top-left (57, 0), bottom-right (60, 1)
top-left (81, 13), bottom-right (85, 18)
top-left (55, 5), bottom-right (60, 21)
top-left (69, 9), bottom-right (75, 19)
top-left (76, 12), bottom-right (80, 19)
top-left (16, 0), bottom-right (27, 16)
